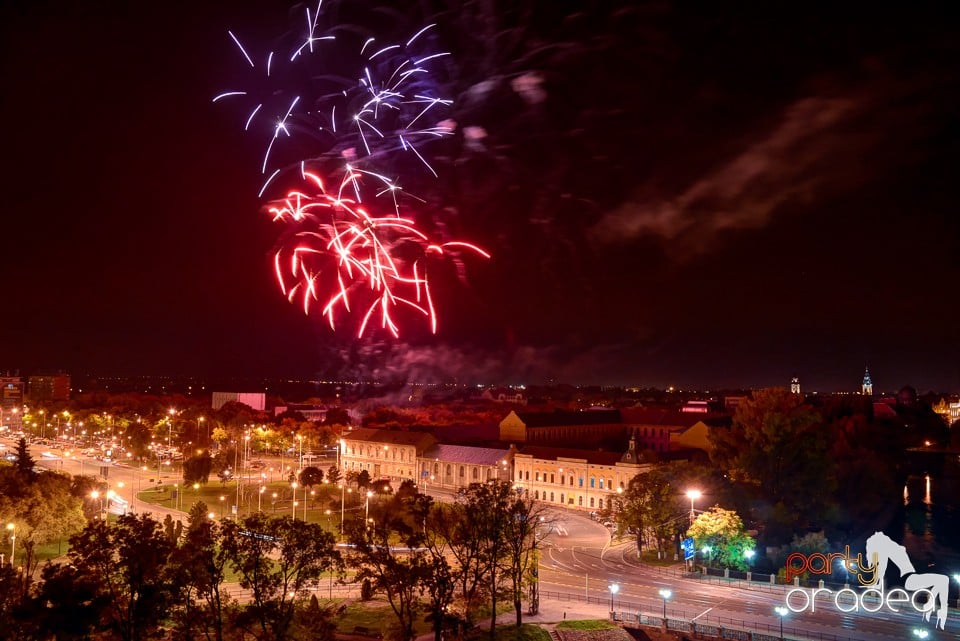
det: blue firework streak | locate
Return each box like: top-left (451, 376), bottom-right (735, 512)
top-left (213, 1), bottom-right (455, 200)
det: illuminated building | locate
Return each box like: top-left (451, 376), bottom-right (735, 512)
top-left (862, 367), bottom-right (873, 396)
top-left (27, 374), bottom-right (71, 402)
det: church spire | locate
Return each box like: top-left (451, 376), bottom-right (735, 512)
top-left (862, 367), bottom-right (873, 396)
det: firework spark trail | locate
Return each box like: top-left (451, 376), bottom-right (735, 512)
top-left (267, 172), bottom-right (488, 338)
top-left (216, 3), bottom-right (488, 337)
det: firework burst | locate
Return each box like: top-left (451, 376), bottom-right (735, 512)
top-left (215, 1), bottom-right (488, 337)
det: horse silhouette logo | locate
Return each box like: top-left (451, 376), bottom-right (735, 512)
top-left (863, 532), bottom-right (949, 630)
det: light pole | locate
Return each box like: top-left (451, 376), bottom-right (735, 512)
top-left (219, 495), bottom-right (226, 518)
top-left (291, 482), bottom-right (299, 519)
top-left (608, 582), bottom-right (619, 612)
top-left (774, 606), bottom-right (788, 640)
top-left (686, 489), bottom-right (701, 525)
top-left (365, 490), bottom-right (373, 525)
top-left (6, 523), bottom-right (14, 567)
top-left (658, 588), bottom-right (671, 619)
top-left (259, 486), bottom-right (265, 512)
top-left (339, 485), bottom-right (347, 540)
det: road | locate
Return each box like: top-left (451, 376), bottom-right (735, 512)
top-left (538, 508), bottom-right (960, 640)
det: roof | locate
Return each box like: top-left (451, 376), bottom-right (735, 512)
top-left (341, 428), bottom-right (436, 450)
top-left (620, 408), bottom-right (729, 428)
top-left (515, 445), bottom-right (632, 466)
top-left (512, 409), bottom-right (621, 427)
top-left (422, 443), bottom-right (512, 466)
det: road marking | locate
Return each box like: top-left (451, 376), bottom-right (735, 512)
top-left (691, 607), bottom-right (713, 621)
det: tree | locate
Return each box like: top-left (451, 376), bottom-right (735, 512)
top-left (687, 506), bottom-right (755, 571)
top-left (300, 466), bottom-right (324, 487)
top-left (356, 469), bottom-right (371, 490)
top-left (0, 467), bottom-right (86, 581)
top-left (326, 465), bottom-right (341, 486)
top-left (13, 437), bottom-right (36, 482)
top-left (346, 507), bottom-right (430, 641)
top-left (710, 388), bottom-right (832, 537)
top-left (501, 488), bottom-right (553, 626)
top-left (618, 467), bottom-right (679, 558)
top-left (220, 513), bottom-right (340, 641)
top-left (167, 502), bottom-right (231, 641)
top-left (182, 451), bottom-right (214, 484)
top-left (60, 513), bottom-right (174, 641)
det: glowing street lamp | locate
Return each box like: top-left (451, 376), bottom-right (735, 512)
top-left (774, 606), bottom-right (788, 640)
top-left (291, 482), bottom-right (299, 519)
top-left (608, 582), bottom-right (619, 612)
top-left (365, 490), bottom-right (373, 524)
top-left (686, 489), bottom-right (701, 524)
top-left (658, 588), bottom-right (671, 619)
top-left (912, 629), bottom-right (929, 639)
top-left (744, 549), bottom-right (755, 564)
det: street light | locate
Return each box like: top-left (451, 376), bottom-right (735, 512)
top-left (744, 549), bottom-right (755, 563)
top-left (608, 582), bottom-right (619, 612)
top-left (258, 486), bottom-right (266, 512)
top-left (912, 629), bottom-right (929, 639)
top-left (365, 490), bottom-right (373, 525)
top-left (6, 523), bottom-right (14, 567)
top-left (658, 588), bottom-right (671, 619)
top-left (291, 482), bottom-right (299, 519)
top-left (701, 545), bottom-right (712, 566)
top-left (774, 606), bottom-right (788, 640)
top-left (686, 489), bottom-right (701, 524)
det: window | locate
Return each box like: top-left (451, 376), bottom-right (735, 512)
top-left (517, 470), bottom-right (522, 480)
top-left (472, 468), bottom-right (479, 480)
top-left (579, 477), bottom-right (584, 487)
top-left (560, 494), bottom-right (565, 504)
top-left (459, 466), bottom-right (465, 478)
top-left (550, 474), bottom-right (555, 483)
top-left (536, 472), bottom-right (541, 482)
top-left (599, 478), bottom-right (604, 489)
top-left (598, 499), bottom-right (604, 509)
top-left (550, 492), bottom-right (554, 501)
top-left (590, 477), bottom-right (595, 488)
top-left (434, 463), bottom-right (439, 474)
top-left (535, 491), bottom-right (539, 499)
top-left (578, 496), bottom-right (583, 506)
top-left (560, 475), bottom-right (565, 485)
top-left (526, 471), bottom-right (530, 481)
top-left (590, 497), bottom-right (595, 507)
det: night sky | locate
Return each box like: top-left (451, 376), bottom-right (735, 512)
top-left (2, 1), bottom-right (958, 392)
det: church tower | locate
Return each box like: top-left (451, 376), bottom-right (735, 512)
top-left (862, 367), bottom-right (873, 396)
top-left (790, 376), bottom-right (800, 395)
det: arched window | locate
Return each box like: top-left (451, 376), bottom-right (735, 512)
top-left (579, 477), bottom-right (584, 487)
top-left (590, 477), bottom-right (595, 488)
top-left (446, 464), bottom-right (452, 477)
top-left (598, 499), bottom-right (604, 509)
top-left (590, 497), bottom-right (595, 507)
top-left (517, 470), bottom-right (522, 480)
top-left (578, 496), bottom-right (583, 506)
top-left (472, 468), bottom-right (479, 480)
top-left (550, 492), bottom-right (555, 502)
top-left (599, 478), bottom-right (604, 489)
top-left (534, 491), bottom-right (539, 499)
top-left (526, 471), bottom-right (530, 481)
top-left (459, 466), bottom-right (465, 478)
top-left (560, 494), bottom-right (565, 504)
top-left (487, 468), bottom-right (493, 479)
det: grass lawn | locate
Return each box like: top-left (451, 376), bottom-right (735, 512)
top-left (469, 624), bottom-right (552, 641)
top-left (334, 597), bottom-right (432, 637)
top-left (137, 480), bottom-right (361, 533)
top-left (33, 539), bottom-right (69, 562)
top-left (555, 621), bottom-right (615, 631)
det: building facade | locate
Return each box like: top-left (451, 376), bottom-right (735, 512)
top-left (512, 442), bottom-right (651, 512)
top-left (27, 374), bottom-right (71, 402)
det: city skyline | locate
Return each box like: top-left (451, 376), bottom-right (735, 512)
top-left (2, 1), bottom-right (958, 392)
